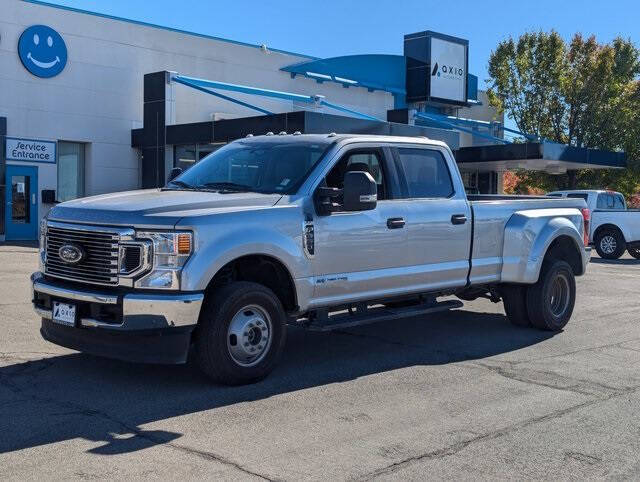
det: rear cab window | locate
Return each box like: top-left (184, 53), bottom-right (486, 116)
top-left (567, 193), bottom-right (589, 201)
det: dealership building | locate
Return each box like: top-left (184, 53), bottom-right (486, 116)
top-left (0, 0), bottom-right (626, 240)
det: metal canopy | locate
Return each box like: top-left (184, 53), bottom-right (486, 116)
top-left (281, 54), bottom-right (407, 94)
top-left (455, 142), bottom-right (627, 173)
top-left (172, 74), bottom-right (381, 121)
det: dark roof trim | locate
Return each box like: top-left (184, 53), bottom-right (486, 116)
top-left (455, 141), bottom-right (626, 168)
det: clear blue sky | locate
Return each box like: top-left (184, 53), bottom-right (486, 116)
top-left (43, 0), bottom-right (639, 88)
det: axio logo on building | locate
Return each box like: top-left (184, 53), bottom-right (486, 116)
top-left (429, 37), bottom-right (467, 103)
top-left (18, 25), bottom-right (67, 78)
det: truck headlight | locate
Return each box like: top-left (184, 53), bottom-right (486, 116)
top-left (39, 217), bottom-right (47, 271)
top-left (134, 231), bottom-right (193, 289)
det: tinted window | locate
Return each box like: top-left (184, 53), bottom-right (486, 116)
top-left (567, 193), bottom-right (588, 201)
top-left (325, 150), bottom-right (387, 200)
top-left (597, 193), bottom-right (624, 210)
top-left (395, 148), bottom-right (454, 198)
top-left (547, 193), bottom-right (563, 197)
top-left (597, 194), bottom-right (610, 209)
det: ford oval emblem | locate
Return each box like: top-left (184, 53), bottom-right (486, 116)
top-left (58, 244), bottom-right (85, 264)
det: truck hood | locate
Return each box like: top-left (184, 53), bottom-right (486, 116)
top-left (47, 189), bottom-right (283, 228)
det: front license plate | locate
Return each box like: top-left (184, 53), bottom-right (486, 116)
top-left (52, 301), bottom-right (76, 326)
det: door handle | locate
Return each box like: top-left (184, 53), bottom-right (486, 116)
top-left (451, 214), bottom-right (468, 225)
top-left (387, 217), bottom-right (405, 229)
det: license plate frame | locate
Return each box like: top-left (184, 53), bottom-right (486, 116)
top-left (52, 301), bottom-right (76, 327)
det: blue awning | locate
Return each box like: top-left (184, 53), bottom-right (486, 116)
top-left (281, 54), bottom-right (407, 94)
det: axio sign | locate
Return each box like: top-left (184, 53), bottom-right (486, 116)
top-left (6, 137), bottom-right (57, 163)
top-left (429, 37), bottom-right (467, 103)
top-left (18, 25), bottom-right (67, 78)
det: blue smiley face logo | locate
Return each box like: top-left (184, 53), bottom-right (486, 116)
top-left (18, 25), bottom-right (67, 78)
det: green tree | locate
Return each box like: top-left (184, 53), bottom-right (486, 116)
top-left (487, 32), bottom-right (640, 197)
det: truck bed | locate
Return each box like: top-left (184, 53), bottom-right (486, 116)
top-left (468, 196), bottom-right (587, 285)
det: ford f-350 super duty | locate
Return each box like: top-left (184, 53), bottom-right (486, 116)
top-left (32, 134), bottom-right (591, 385)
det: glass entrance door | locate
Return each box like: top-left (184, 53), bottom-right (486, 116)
top-left (5, 165), bottom-right (38, 240)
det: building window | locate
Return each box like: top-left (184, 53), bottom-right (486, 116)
top-left (174, 144), bottom-right (197, 171)
top-left (174, 143), bottom-right (225, 171)
top-left (57, 141), bottom-right (85, 202)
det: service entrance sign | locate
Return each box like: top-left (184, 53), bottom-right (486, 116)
top-left (6, 137), bottom-right (56, 163)
top-left (429, 37), bottom-right (467, 103)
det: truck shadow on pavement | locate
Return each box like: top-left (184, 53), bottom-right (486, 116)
top-left (0, 309), bottom-right (554, 456)
top-left (590, 257), bottom-right (640, 265)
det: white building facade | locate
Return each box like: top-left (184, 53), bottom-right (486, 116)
top-left (2, 0), bottom-right (505, 240)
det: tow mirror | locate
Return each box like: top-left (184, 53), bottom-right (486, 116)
top-left (168, 167), bottom-right (183, 182)
top-left (343, 171), bottom-right (377, 212)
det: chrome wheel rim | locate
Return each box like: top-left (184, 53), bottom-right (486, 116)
top-left (549, 273), bottom-right (570, 318)
top-left (227, 304), bottom-right (272, 367)
top-left (600, 235), bottom-right (617, 254)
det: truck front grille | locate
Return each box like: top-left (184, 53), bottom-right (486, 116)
top-left (45, 226), bottom-right (120, 286)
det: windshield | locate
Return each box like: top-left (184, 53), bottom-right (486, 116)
top-left (167, 139), bottom-right (332, 194)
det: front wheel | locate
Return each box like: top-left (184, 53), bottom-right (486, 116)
top-left (196, 281), bottom-right (287, 385)
top-left (595, 229), bottom-right (626, 259)
top-left (628, 247), bottom-right (640, 260)
top-left (526, 260), bottom-right (576, 331)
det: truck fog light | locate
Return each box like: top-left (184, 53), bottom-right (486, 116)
top-left (138, 270), bottom-right (178, 289)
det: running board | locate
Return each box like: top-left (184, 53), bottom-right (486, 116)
top-left (297, 299), bottom-right (463, 332)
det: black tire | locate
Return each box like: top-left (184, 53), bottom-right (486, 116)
top-left (595, 229), bottom-right (626, 259)
top-left (628, 247), bottom-right (640, 260)
top-left (195, 281), bottom-right (286, 385)
top-left (526, 260), bottom-right (576, 331)
top-left (502, 285), bottom-right (531, 327)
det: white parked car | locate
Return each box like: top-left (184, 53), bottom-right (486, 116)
top-left (547, 190), bottom-right (640, 259)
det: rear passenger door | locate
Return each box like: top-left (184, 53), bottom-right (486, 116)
top-left (391, 146), bottom-right (472, 291)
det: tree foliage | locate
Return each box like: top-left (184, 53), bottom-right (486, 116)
top-left (487, 31), bottom-right (640, 197)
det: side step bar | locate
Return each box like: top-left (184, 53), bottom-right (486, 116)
top-left (296, 299), bottom-right (463, 332)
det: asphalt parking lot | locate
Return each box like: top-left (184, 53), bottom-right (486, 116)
top-left (1, 245), bottom-right (639, 480)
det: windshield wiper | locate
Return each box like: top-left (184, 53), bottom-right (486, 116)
top-left (197, 182), bottom-right (254, 192)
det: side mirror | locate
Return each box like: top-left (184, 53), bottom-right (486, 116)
top-left (343, 171), bottom-right (377, 212)
top-left (168, 167), bottom-right (183, 182)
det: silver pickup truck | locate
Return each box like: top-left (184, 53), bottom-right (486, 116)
top-left (32, 134), bottom-right (590, 385)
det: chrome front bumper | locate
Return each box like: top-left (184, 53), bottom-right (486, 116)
top-left (31, 272), bottom-right (204, 331)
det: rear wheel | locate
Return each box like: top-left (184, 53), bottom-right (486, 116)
top-left (526, 260), bottom-right (576, 331)
top-left (628, 247), bottom-right (640, 260)
top-left (196, 281), bottom-right (286, 385)
top-left (595, 229), bottom-right (626, 259)
top-left (502, 285), bottom-right (531, 327)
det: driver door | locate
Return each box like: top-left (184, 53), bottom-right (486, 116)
top-left (310, 147), bottom-right (408, 307)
